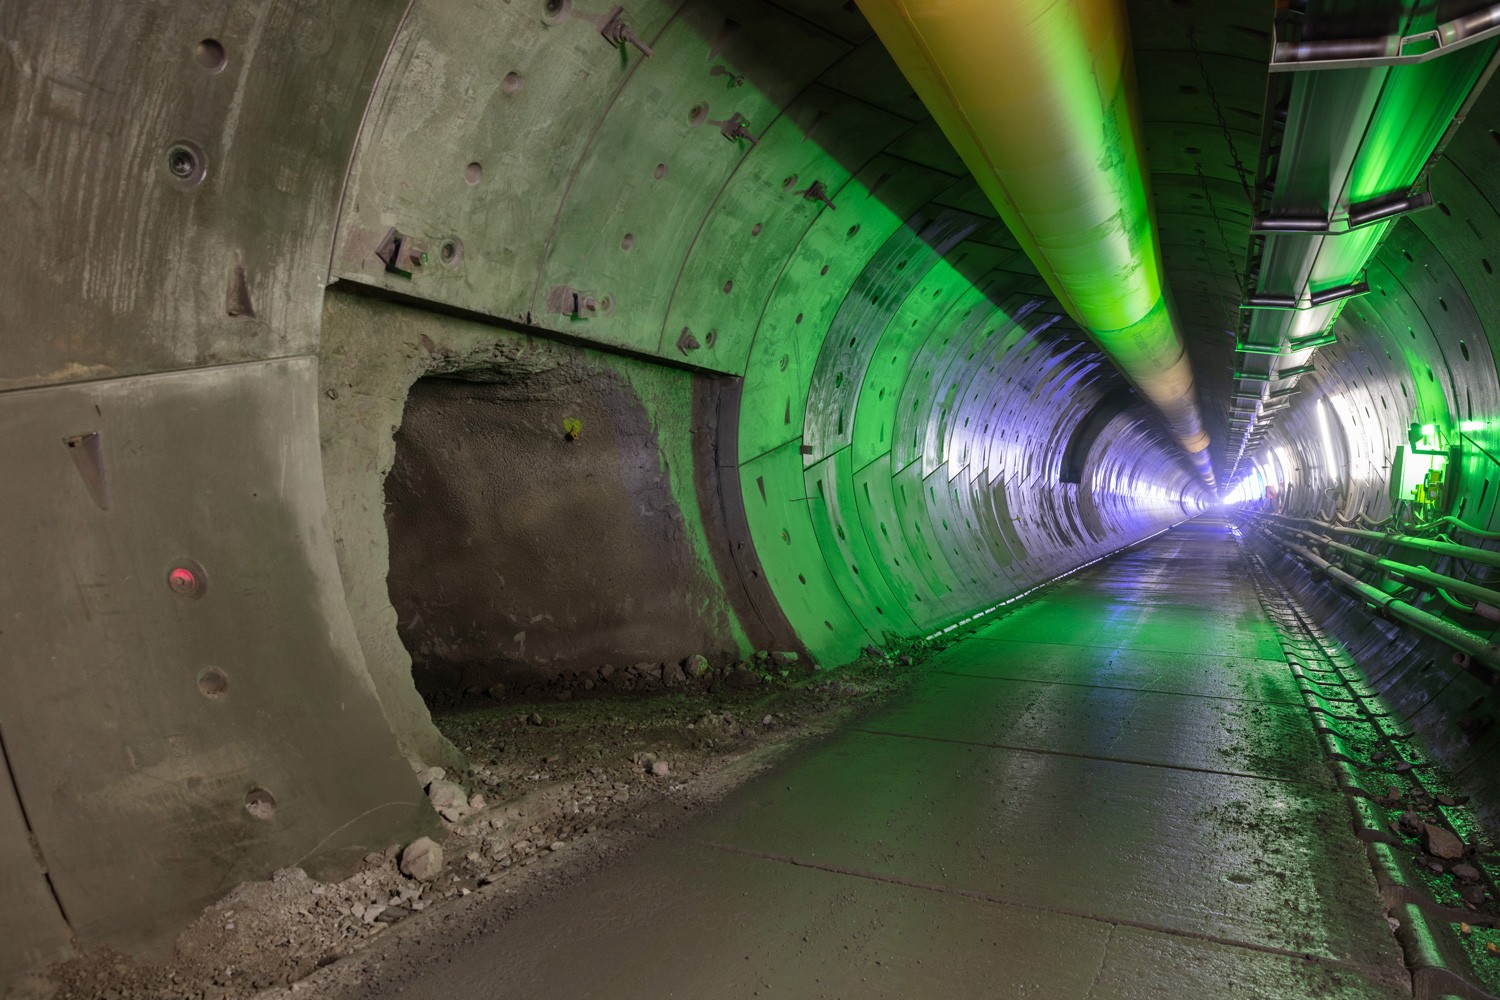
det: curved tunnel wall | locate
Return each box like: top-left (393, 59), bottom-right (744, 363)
top-left (1227, 86), bottom-right (1500, 828)
top-left (14, 0), bottom-right (1500, 981)
top-left (330, 0), bottom-right (1212, 672)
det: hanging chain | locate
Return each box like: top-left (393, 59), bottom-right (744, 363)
top-left (1187, 24), bottom-right (1255, 206)
top-left (1195, 162), bottom-right (1245, 290)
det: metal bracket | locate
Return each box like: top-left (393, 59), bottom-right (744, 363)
top-left (375, 228), bottom-right (426, 278)
top-left (720, 112), bottom-right (757, 145)
top-left (801, 180), bottom-right (836, 210)
top-left (600, 6), bottom-right (653, 58)
top-left (1270, 6), bottom-right (1500, 72)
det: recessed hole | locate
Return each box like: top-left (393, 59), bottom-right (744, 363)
top-left (688, 103), bottom-right (709, 126)
top-left (705, 329), bottom-right (717, 347)
top-left (1484, 258), bottom-right (1493, 275)
top-left (722, 279), bottom-right (733, 294)
top-left (1440, 297), bottom-right (1448, 311)
top-left (1462, 340), bottom-right (1471, 361)
top-left (782, 174), bottom-right (798, 191)
top-left (751, 223), bottom-right (762, 236)
top-left (195, 39), bottom-right (227, 72)
top-left (1402, 249), bottom-right (1413, 262)
top-left (795, 313), bottom-right (803, 324)
top-left (167, 559), bottom-right (208, 599)
top-left (846, 224), bottom-right (860, 238)
top-left (465, 162), bottom-right (483, 185)
top-left (198, 667), bottom-right (229, 698)
top-left (620, 233), bottom-right (635, 251)
top-left (165, 142), bottom-right (207, 187)
top-left (543, 0), bottom-right (571, 23)
top-left (502, 72), bottom-right (524, 94)
top-left (439, 238), bottom-right (463, 266)
top-left (1184, 146), bottom-right (1201, 155)
top-left (654, 163), bottom-right (668, 180)
top-left (1438, 202), bottom-right (1451, 216)
top-left (244, 788), bottom-right (277, 821)
top-left (819, 264), bottom-right (829, 276)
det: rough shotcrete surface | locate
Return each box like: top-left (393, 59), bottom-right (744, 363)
top-left (9, 662), bottom-right (912, 1000)
top-left (386, 370), bottom-right (737, 702)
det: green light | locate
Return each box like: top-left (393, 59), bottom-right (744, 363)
top-left (1461, 419), bottom-right (1485, 432)
top-left (1421, 423), bottom-right (1437, 437)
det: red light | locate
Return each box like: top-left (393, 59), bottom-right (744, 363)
top-left (168, 567), bottom-right (198, 594)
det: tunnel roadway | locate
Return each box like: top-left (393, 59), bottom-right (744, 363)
top-left (332, 519), bottom-right (1411, 998)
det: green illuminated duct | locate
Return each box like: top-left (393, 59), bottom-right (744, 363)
top-left (853, 0), bottom-right (1215, 485)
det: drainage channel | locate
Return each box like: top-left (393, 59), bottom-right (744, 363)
top-left (1242, 534), bottom-right (1500, 999)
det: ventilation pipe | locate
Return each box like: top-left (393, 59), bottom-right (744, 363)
top-left (855, 0), bottom-right (1215, 486)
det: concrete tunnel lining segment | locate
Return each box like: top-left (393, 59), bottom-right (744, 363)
top-left (5, 0), bottom-right (1500, 989)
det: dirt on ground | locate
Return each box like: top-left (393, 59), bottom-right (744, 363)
top-left (8, 650), bottom-right (920, 1000)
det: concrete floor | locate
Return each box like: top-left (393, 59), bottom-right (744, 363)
top-left (348, 520), bottom-right (1412, 998)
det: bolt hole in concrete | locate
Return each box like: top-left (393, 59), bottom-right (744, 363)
top-left (751, 222), bottom-right (762, 236)
top-left (502, 71), bottom-right (523, 94)
top-left (197, 667), bottom-right (229, 699)
top-left (165, 141), bottom-right (207, 186)
top-left (688, 102), bottom-right (708, 125)
top-left (243, 788), bottom-right (277, 821)
top-left (465, 161), bottom-right (483, 185)
top-left (167, 559), bottom-right (208, 598)
top-left (439, 238), bottom-right (463, 266)
top-left (620, 232), bottom-right (634, 251)
top-left (782, 173), bottom-right (797, 190)
top-left (194, 38), bottom-right (226, 72)
top-left (542, 0), bottom-right (570, 24)
top-left (653, 163), bottom-right (667, 180)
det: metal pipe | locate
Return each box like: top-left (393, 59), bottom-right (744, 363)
top-left (1268, 514), bottom-right (1500, 569)
top-left (853, 0), bottom-right (1214, 485)
top-left (1264, 521), bottom-right (1500, 609)
top-left (1246, 521), bottom-right (1500, 671)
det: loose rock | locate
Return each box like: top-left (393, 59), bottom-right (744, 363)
top-left (1452, 863), bottom-right (1481, 882)
top-left (427, 780), bottom-right (468, 821)
top-left (651, 760), bottom-right (670, 777)
top-left (399, 838), bottom-right (444, 881)
top-left (1423, 823), bottom-right (1465, 860)
top-left (686, 654), bottom-right (710, 678)
top-left (727, 668), bottom-right (762, 690)
top-left (414, 767), bottom-right (445, 790)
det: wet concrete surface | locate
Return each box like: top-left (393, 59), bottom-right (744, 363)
top-left (337, 520), bottom-right (1411, 998)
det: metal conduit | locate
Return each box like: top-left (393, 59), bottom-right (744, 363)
top-left (853, 0), bottom-right (1215, 486)
top-left (1244, 519), bottom-right (1500, 672)
top-left (1260, 520), bottom-right (1500, 611)
top-left (1267, 514), bottom-right (1500, 570)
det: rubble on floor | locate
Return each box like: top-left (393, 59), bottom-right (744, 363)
top-left (14, 648), bottom-right (923, 1000)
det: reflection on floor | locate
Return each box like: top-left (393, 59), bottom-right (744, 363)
top-left (343, 519), bottom-right (1412, 999)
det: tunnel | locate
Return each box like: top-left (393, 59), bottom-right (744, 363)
top-left (7, 0), bottom-right (1500, 995)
